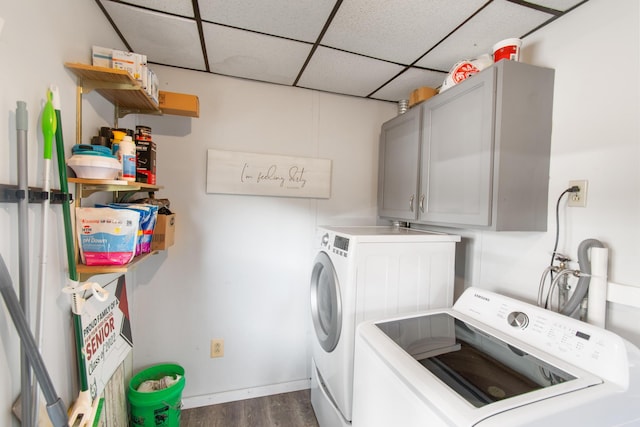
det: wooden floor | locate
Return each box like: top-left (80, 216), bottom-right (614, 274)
top-left (180, 390), bottom-right (319, 427)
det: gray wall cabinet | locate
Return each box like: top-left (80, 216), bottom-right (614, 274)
top-left (378, 60), bottom-right (555, 231)
top-left (378, 104), bottom-right (422, 220)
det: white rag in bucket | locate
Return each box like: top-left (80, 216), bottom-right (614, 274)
top-left (137, 375), bottom-right (182, 392)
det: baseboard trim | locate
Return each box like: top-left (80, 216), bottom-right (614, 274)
top-left (182, 379), bottom-right (311, 409)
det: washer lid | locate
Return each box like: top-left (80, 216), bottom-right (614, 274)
top-left (377, 313), bottom-right (589, 408)
top-left (360, 310), bottom-right (603, 426)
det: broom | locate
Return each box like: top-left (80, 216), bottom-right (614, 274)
top-left (50, 87), bottom-right (103, 427)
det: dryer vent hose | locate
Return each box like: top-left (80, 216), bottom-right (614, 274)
top-left (560, 238), bottom-right (605, 317)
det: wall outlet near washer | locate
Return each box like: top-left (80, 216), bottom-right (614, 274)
top-left (210, 339), bottom-right (224, 358)
top-left (568, 180), bottom-right (588, 207)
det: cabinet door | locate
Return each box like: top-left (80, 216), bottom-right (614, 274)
top-left (378, 106), bottom-right (421, 220)
top-left (419, 68), bottom-right (496, 226)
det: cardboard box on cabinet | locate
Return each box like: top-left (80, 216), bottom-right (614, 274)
top-left (152, 214), bottom-right (176, 251)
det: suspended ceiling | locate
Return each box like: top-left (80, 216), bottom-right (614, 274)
top-left (96, 0), bottom-right (588, 102)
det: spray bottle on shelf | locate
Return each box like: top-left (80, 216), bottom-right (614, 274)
top-left (111, 129), bottom-right (125, 157)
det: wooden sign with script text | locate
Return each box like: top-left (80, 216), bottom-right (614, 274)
top-left (206, 149), bottom-right (332, 198)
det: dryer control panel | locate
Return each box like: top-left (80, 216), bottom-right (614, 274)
top-left (317, 230), bottom-right (349, 258)
top-left (454, 287), bottom-right (630, 388)
top-left (333, 235), bottom-right (350, 252)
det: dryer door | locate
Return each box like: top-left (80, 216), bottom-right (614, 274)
top-left (310, 251), bottom-right (342, 352)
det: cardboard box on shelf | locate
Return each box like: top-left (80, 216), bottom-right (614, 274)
top-left (92, 46), bottom-right (113, 68)
top-left (91, 47), bottom-right (151, 90)
top-left (152, 214), bottom-right (175, 251)
top-left (112, 49), bottom-right (143, 81)
top-left (148, 68), bottom-right (159, 103)
top-left (159, 91), bottom-right (199, 117)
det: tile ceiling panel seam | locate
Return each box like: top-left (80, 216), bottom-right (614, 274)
top-left (191, 0), bottom-right (209, 72)
top-left (96, 0), bottom-right (133, 52)
top-left (293, 0), bottom-right (343, 86)
top-left (505, 0), bottom-right (563, 15)
top-left (516, 0), bottom-right (589, 38)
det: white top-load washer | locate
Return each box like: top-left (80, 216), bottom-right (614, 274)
top-left (310, 226), bottom-right (460, 427)
top-left (352, 287), bottom-right (640, 426)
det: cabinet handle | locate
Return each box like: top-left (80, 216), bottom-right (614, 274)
top-left (409, 195), bottom-right (415, 212)
top-left (419, 194), bottom-right (425, 213)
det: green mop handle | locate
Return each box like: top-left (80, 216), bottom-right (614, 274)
top-left (51, 91), bottom-right (75, 280)
top-left (51, 89), bottom-right (88, 393)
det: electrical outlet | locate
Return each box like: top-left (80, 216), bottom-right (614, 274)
top-left (210, 339), bottom-right (224, 358)
top-left (568, 180), bottom-right (588, 207)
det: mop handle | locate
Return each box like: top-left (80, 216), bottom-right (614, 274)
top-left (53, 97), bottom-right (77, 279)
top-left (17, 101), bottom-right (28, 130)
top-left (51, 91), bottom-right (89, 395)
top-left (16, 100), bottom-right (33, 427)
top-left (32, 87), bottom-right (58, 425)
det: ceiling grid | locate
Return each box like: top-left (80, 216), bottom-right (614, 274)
top-left (96, 0), bottom-right (589, 102)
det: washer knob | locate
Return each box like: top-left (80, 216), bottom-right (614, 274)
top-left (321, 233), bottom-right (330, 247)
top-left (507, 311), bottom-right (529, 329)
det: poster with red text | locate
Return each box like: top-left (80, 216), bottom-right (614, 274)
top-left (80, 275), bottom-right (133, 399)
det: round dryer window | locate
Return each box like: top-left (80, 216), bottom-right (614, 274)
top-left (310, 251), bottom-right (342, 352)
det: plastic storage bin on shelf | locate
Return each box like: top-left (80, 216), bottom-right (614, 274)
top-left (67, 145), bottom-right (120, 180)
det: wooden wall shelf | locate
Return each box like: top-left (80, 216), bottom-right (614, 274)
top-left (77, 252), bottom-right (160, 281)
top-left (64, 62), bottom-right (199, 118)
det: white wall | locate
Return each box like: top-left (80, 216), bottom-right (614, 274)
top-left (129, 68), bottom-right (394, 405)
top-left (1, 0), bottom-right (639, 424)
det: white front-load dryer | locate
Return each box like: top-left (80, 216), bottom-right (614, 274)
top-left (309, 226), bottom-right (460, 427)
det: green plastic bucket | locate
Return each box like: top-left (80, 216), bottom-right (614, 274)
top-left (128, 364), bottom-right (185, 427)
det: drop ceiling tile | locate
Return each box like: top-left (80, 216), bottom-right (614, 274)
top-left (199, 0), bottom-right (336, 43)
top-left (370, 67), bottom-right (446, 102)
top-left (296, 47), bottom-right (404, 98)
top-left (527, 0), bottom-right (586, 12)
top-left (102, 1), bottom-right (205, 70)
top-left (103, 0), bottom-right (194, 17)
top-left (321, 0), bottom-right (487, 64)
top-left (416, 0), bottom-right (553, 71)
top-left (203, 23), bottom-right (312, 85)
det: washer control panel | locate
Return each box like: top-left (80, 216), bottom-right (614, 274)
top-left (507, 311), bottom-right (529, 329)
top-left (454, 288), bottom-right (629, 386)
